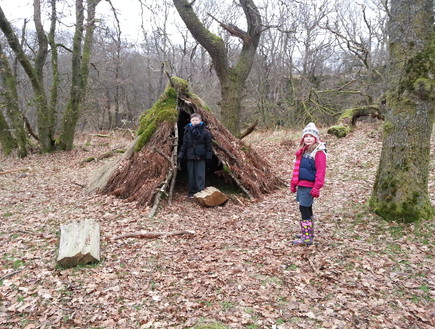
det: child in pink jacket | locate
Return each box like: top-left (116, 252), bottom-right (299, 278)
top-left (290, 122), bottom-right (327, 245)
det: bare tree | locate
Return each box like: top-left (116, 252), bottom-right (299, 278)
top-left (173, 0), bottom-right (262, 136)
top-left (325, 0), bottom-right (388, 104)
top-left (0, 42), bottom-right (28, 157)
top-left (0, 1), bottom-right (53, 152)
top-left (58, 0), bottom-right (102, 150)
top-left (0, 0), bottom-right (102, 153)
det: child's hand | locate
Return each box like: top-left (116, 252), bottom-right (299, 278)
top-left (310, 188), bottom-right (320, 198)
top-left (290, 183), bottom-right (297, 193)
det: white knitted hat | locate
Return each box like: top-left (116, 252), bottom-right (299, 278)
top-left (302, 122), bottom-right (320, 140)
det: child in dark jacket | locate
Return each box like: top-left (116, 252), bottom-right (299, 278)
top-left (290, 122), bottom-right (327, 245)
top-left (178, 113), bottom-right (213, 197)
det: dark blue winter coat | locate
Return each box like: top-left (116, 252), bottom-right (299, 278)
top-left (179, 122), bottom-right (213, 161)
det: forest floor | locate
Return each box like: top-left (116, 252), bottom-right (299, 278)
top-left (0, 122), bottom-right (434, 329)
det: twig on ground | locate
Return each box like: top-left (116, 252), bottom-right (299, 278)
top-left (0, 168), bottom-right (30, 176)
top-left (113, 230), bottom-right (196, 240)
top-left (0, 269), bottom-right (23, 281)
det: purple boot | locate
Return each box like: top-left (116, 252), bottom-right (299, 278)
top-left (292, 219), bottom-right (314, 245)
top-left (295, 217), bottom-right (315, 239)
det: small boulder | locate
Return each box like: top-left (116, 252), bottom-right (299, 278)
top-left (194, 187), bottom-right (228, 207)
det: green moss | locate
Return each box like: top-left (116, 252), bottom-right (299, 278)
top-left (0, 110), bottom-right (18, 155)
top-left (170, 76), bottom-right (189, 94)
top-left (211, 34), bottom-right (224, 43)
top-left (223, 164), bottom-right (231, 173)
top-left (83, 156), bottom-right (96, 163)
top-left (396, 31), bottom-right (435, 98)
top-left (338, 109), bottom-right (354, 121)
top-left (327, 124), bottom-right (351, 138)
top-left (190, 94), bottom-right (210, 111)
top-left (383, 121), bottom-right (394, 134)
top-left (135, 76), bottom-right (211, 151)
top-left (413, 78), bottom-right (434, 97)
top-left (369, 192), bottom-right (434, 223)
top-left (135, 86), bottom-right (178, 152)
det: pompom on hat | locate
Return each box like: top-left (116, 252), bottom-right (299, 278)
top-left (302, 122), bottom-right (320, 141)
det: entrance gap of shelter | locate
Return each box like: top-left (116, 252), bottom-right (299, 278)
top-left (175, 110), bottom-right (241, 195)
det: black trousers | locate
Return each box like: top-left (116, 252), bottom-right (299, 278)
top-left (187, 159), bottom-right (205, 195)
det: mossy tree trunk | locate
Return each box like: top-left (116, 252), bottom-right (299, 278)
top-left (58, 0), bottom-right (100, 150)
top-left (370, 0), bottom-right (434, 222)
top-left (0, 111), bottom-right (16, 156)
top-left (173, 0), bottom-right (262, 136)
top-left (0, 43), bottom-right (28, 157)
top-left (0, 3), bottom-right (54, 153)
top-left (1, 0), bottom-right (100, 153)
top-left (33, 0), bottom-right (56, 152)
top-left (48, 0), bottom-right (59, 129)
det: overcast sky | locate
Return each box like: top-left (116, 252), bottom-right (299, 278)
top-left (0, 0), bottom-right (146, 41)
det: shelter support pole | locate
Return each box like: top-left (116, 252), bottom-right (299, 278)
top-left (168, 122), bottom-right (179, 204)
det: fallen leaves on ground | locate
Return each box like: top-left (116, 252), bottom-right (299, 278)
top-left (0, 122), bottom-right (434, 329)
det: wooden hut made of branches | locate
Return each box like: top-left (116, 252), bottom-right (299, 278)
top-left (87, 77), bottom-right (285, 215)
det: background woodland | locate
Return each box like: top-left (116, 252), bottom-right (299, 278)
top-left (0, 1), bottom-right (434, 327)
top-left (1, 0), bottom-right (388, 138)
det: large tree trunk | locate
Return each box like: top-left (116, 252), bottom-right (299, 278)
top-left (370, 0), bottom-right (434, 222)
top-left (33, 0), bottom-right (55, 152)
top-left (0, 43), bottom-right (27, 157)
top-left (58, 0), bottom-right (100, 151)
top-left (48, 0), bottom-right (59, 128)
top-left (0, 4), bottom-right (53, 153)
top-left (173, 0), bottom-right (262, 136)
top-left (220, 77), bottom-right (244, 135)
top-left (0, 111), bottom-right (16, 155)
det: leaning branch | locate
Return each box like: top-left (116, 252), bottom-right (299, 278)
top-left (223, 162), bottom-right (254, 200)
top-left (80, 146), bottom-right (126, 163)
top-left (238, 119), bottom-right (258, 140)
top-left (22, 113), bottom-right (39, 141)
top-left (207, 13), bottom-right (251, 43)
top-left (149, 169), bottom-right (173, 218)
top-left (168, 122), bottom-right (179, 204)
top-left (113, 230), bottom-right (196, 240)
top-left (153, 148), bottom-right (172, 164)
top-left (212, 140), bottom-right (238, 162)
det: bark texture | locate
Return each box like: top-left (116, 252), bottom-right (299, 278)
top-left (370, 0), bottom-right (434, 222)
top-left (0, 4), bottom-right (53, 153)
top-left (0, 111), bottom-right (16, 155)
top-left (0, 44), bottom-right (27, 157)
top-left (172, 0), bottom-right (262, 136)
top-left (58, 0), bottom-right (100, 151)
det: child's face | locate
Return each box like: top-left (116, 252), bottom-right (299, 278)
top-left (303, 134), bottom-right (316, 145)
top-left (190, 117), bottom-right (202, 126)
